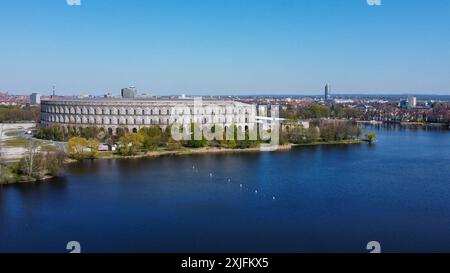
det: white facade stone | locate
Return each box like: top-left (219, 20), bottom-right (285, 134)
top-left (40, 99), bottom-right (256, 135)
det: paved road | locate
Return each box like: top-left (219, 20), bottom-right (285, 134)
top-left (20, 132), bottom-right (67, 152)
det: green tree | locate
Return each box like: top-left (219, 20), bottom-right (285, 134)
top-left (166, 137), bottom-right (182, 151)
top-left (140, 127), bottom-right (163, 151)
top-left (0, 106), bottom-right (40, 123)
top-left (119, 133), bottom-right (144, 156)
top-left (365, 132), bottom-right (377, 143)
top-left (184, 123), bottom-right (207, 148)
top-left (307, 104), bottom-right (332, 119)
top-left (67, 137), bottom-right (89, 160)
top-left (86, 138), bottom-right (100, 158)
top-left (306, 126), bottom-right (320, 142)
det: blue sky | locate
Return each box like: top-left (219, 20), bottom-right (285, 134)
top-left (1, 0), bottom-right (449, 96)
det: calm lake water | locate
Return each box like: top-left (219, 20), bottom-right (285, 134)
top-left (1, 125), bottom-right (449, 253)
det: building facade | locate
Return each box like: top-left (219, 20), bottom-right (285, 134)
top-left (40, 98), bottom-right (256, 135)
top-left (324, 84), bottom-right (330, 101)
top-left (121, 86), bottom-right (137, 99)
top-left (30, 93), bottom-right (41, 105)
top-left (408, 97), bottom-right (417, 108)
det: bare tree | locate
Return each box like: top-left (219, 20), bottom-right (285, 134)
top-left (23, 139), bottom-right (40, 178)
top-left (0, 124), bottom-right (3, 160)
top-left (0, 124), bottom-right (6, 184)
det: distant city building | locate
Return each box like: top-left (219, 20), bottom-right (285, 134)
top-left (334, 99), bottom-right (354, 104)
top-left (78, 94), bottom-right (90, 99)
top-left (136, 93), bottom-right (153, 99)
top-left (30, 93), bottom-right (41, 105)
top-left (121, 86), bottom-right (137, 99)
top-left (104, 93), bottom-right (115, 98)
top-left (400, 100), bottom-right (410, 109)
top-left (408, 97), bottom-right (417, 108)
top-left (324, 84), bottom-right (330, 101)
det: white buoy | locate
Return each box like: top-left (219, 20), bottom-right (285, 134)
top-left (209, 173), bottom-right (213, 178)
top-left (255, 190), bottom-right (258, 194)
top-left (228, 178), bottom-right (231, 182)
top-left (273, 196), bottom-right (276, 200)
top-left (240, 184), bottom-right (243, 188)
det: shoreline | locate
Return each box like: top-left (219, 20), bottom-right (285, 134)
top-left (94, 145), bottom-right (291, 161)
top-left (358, 120), bottom-right (449, 127)
top-left (78, 139), bottom-right (364, 161)
top-left (0, 175), bottom-right (54, 186)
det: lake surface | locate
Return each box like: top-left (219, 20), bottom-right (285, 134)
top-left (1, 125), bottom-right (449, 253)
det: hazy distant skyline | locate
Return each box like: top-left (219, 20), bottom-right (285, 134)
top-left (1, 0), bottom-right (450, 96)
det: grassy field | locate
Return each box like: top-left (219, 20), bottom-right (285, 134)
top-left (3, 138), bottom-right (30, 147)
top-left (4, 130), bottom-right (22, 137)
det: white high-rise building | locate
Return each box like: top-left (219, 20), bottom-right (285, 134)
top-left (407, 97), bottom-right (417, 108)
top-left (324, 84), bottom-right (330, 100)
top-left (30, 93), bottom-right (41, 105)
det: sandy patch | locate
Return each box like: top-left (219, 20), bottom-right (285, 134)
top-left (0, 123), bottom-right (37, 161)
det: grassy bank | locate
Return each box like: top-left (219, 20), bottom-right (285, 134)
top-left (83, 139), bottom-right (364, 161)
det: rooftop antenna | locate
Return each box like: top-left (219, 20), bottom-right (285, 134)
top-left (52, 85), bottom-right (56, 96)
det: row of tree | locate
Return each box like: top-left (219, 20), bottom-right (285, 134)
top-left (65, 124), bottom-right (261, 159)
top-left (282, 105), bottom-right (364, 120)
top-left (35, 125), bottom-right (111, 142)
top-left (0, 106), bottom-right (40, 123)
top-left (280, 120), bottom-right (364, 145)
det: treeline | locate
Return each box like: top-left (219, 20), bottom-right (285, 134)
top-left (282, 105), bottom-right (364, 120)
top-left (280, 120), bottom-right (363, 145)
top-left (0, 106), bottom-right (40, 123)
top-left (63, 124), bottom-right (260, 159)
top-left (35, 125), bottom-right (107, 142)
top-left (37, 122), bottom-right (371, 161)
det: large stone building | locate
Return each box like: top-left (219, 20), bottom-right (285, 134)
top-left (40, 98), bottom-right (256, 135)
